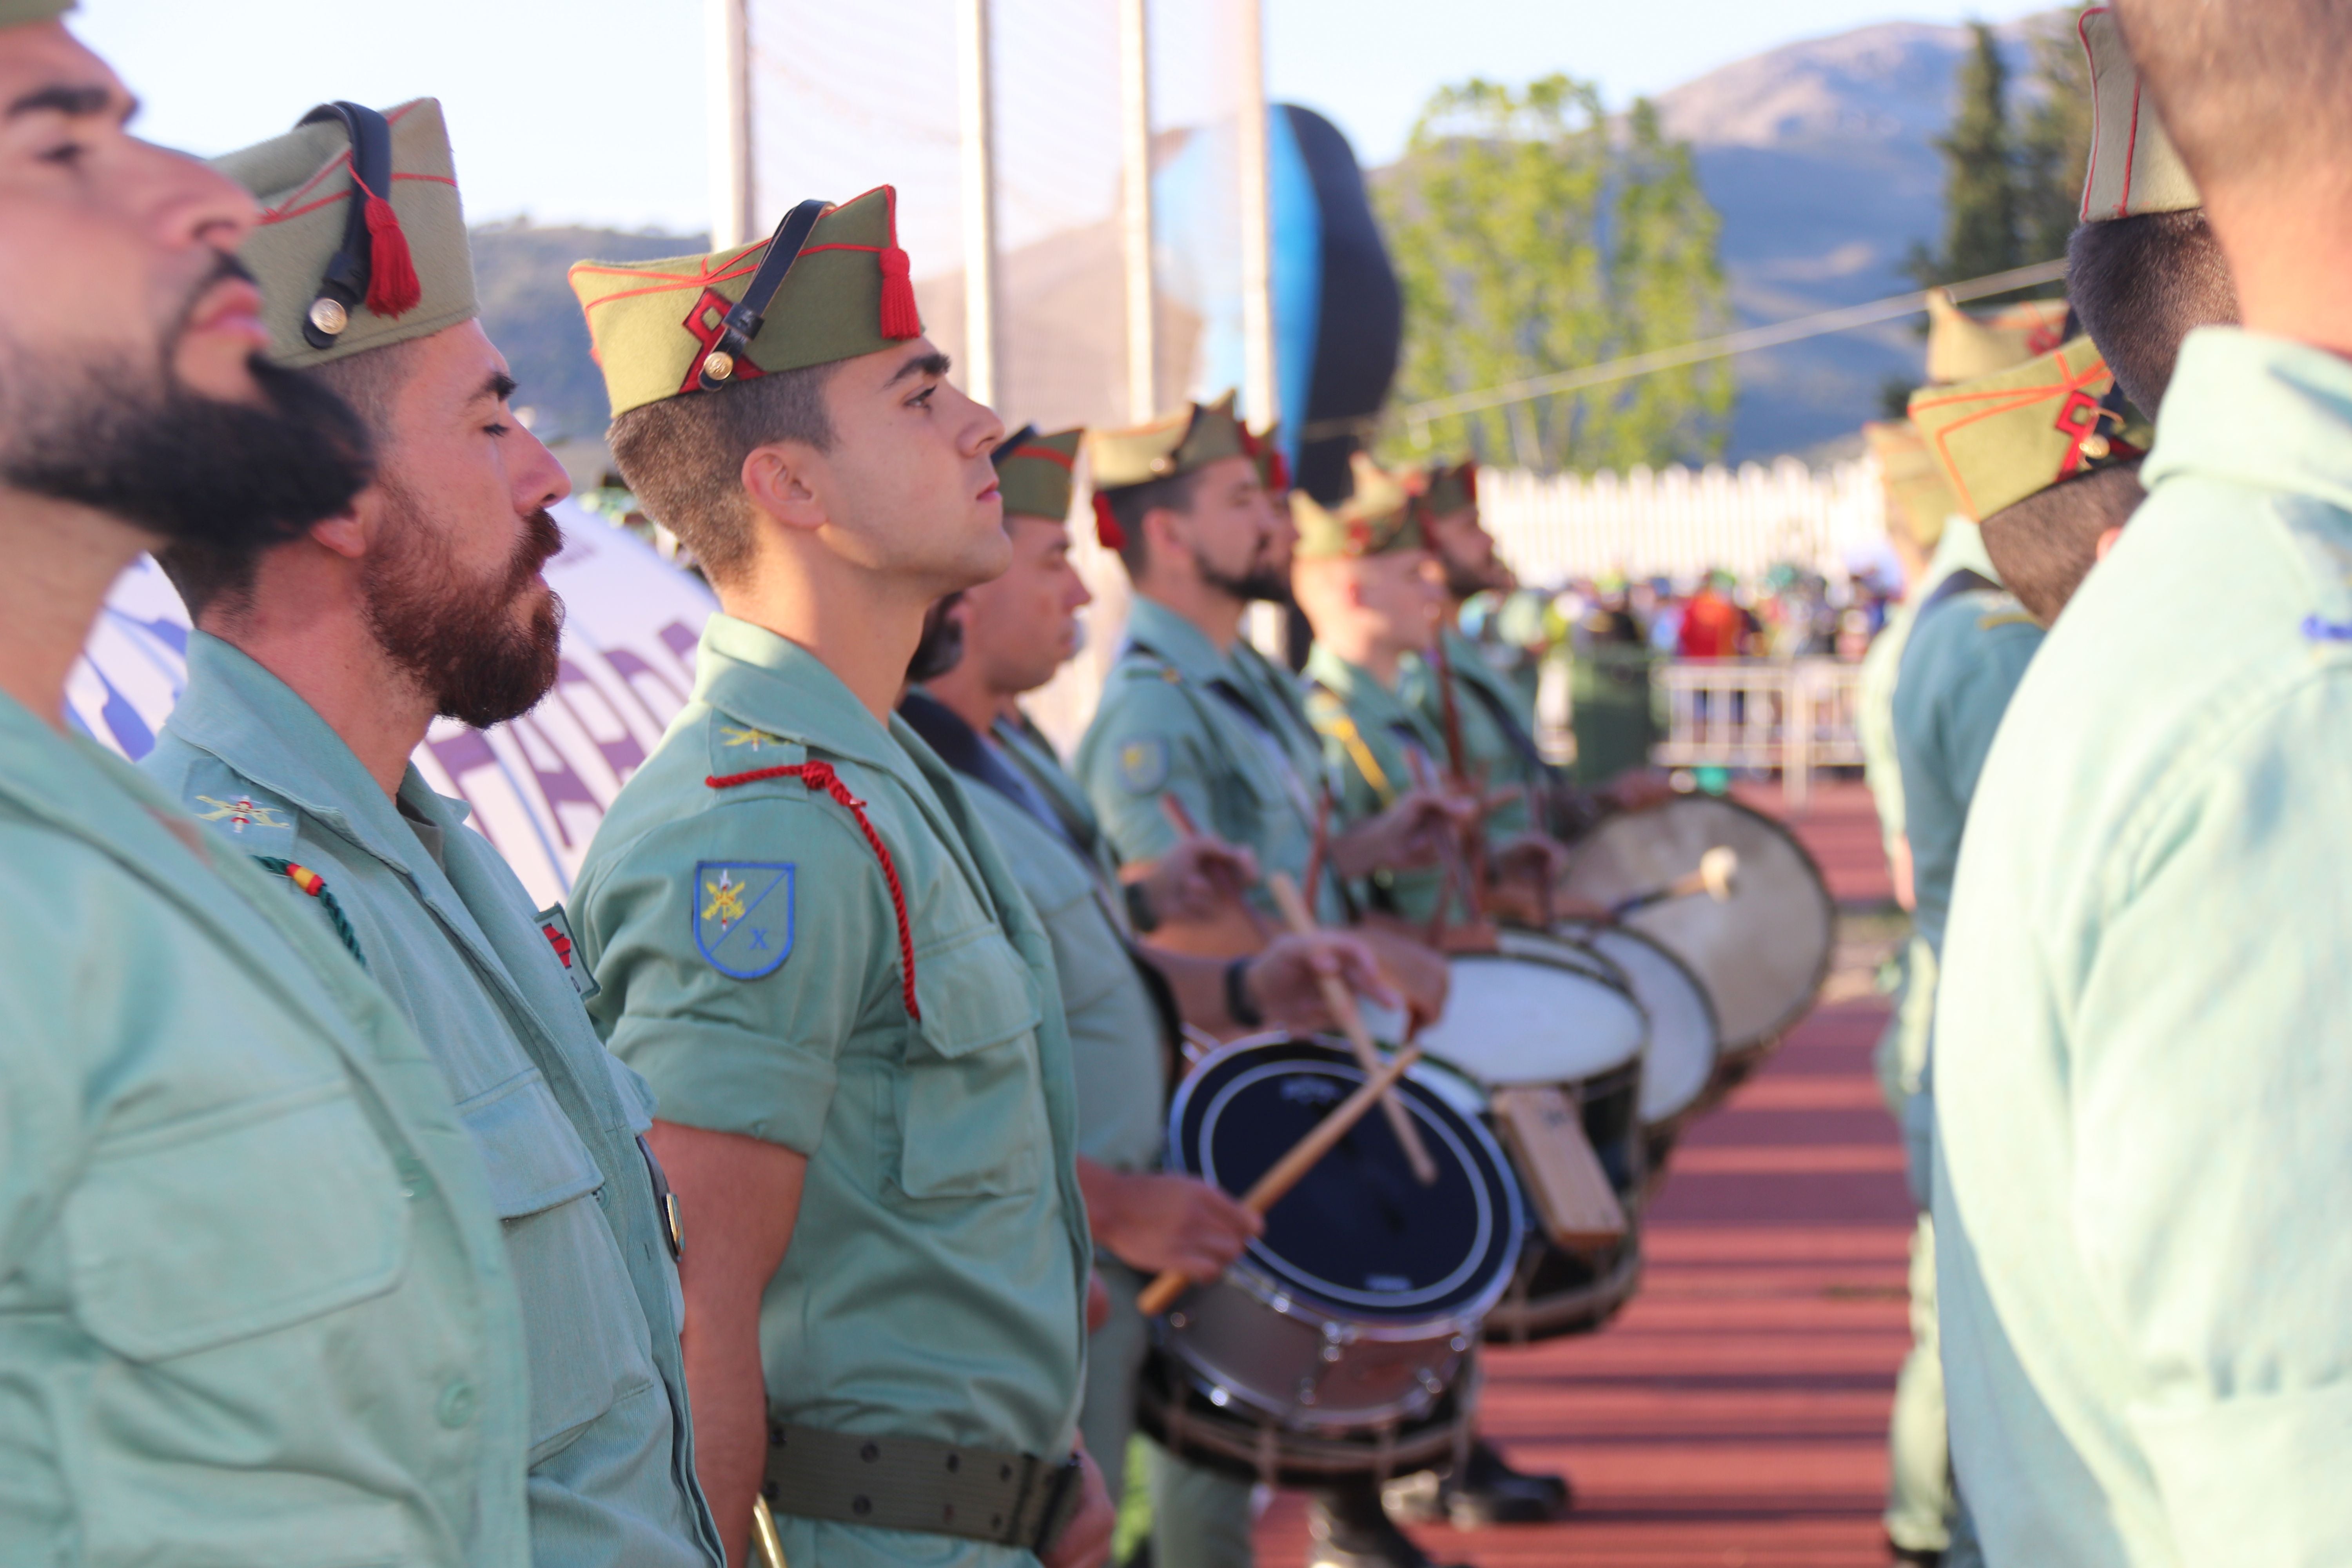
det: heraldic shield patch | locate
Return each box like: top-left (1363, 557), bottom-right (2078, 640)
top-left (693, 861), bottom-right (795, 979)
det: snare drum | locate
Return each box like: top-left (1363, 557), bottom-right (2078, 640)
top-left (1561, 794), bottom-right (1834, 1083)
top-left (1557, 920), bottom-right (1721, 1150)
top-left (1380, 954), bottom-right (1653, 1343)
top-left (1151, 1036), bottom-right (1523, 1437)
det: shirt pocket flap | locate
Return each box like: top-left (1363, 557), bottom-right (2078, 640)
top-left (456, 1069), bottom-right (606, 1219)
top-left (913, 930), bottom-right (1041, 1060)
top-left (66, 1081), bottom-right (411, 1363)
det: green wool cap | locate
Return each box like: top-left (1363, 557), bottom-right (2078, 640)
top-left (995, 425), bottom-right (1082, 521)
top-left (571, 186), bottom-right (922, 420)
top-left (1084, 391), bottom-right (1251, 492)
top-left (1864, 419), bottom-right (1958, 548)
top-left (0, 0), bottom-right (73, 26)
top-left (2078, 7), bottom-right (2199, 221)
top-left (1909, 336), bottom-right (2150, 523)
top-left (215, 99), bottom-right (477, 368)
top-left (1924, 290), bottom-right (2071, 385)
top-left (1417, 458), bottom-right (1478, 520)
top-left (1293, 454), bottom-right (1422, 560)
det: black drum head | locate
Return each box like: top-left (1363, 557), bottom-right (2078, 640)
top-left (1169, 1037), bottom-right (1523, 1322)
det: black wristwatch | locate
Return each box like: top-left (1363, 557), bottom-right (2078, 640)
top-left (1223, 955), bottom-right (1263, 1028)
top-left (1124, 880), bottom-right (1159, 933)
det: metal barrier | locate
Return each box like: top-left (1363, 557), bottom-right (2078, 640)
top-left (1650, 658), bottom-right (1865, 810)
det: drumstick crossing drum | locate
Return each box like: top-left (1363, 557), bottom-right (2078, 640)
top-left (1143, 1036), bottom-right (1522, 1480)
top-left (1561, 793), bottom-right (1834, 1089)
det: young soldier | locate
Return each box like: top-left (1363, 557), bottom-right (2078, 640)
top-left (136, 101), bottom-right (719, 1568)
top-left (0, 9), bottom-right (535, 1561)
top-left (898, 426), bottom-right (1397, 1557)
top-left (564, 194), bottom-right (1114, 1568)
top-left (1933, 0), bottom-right (2352, 1555)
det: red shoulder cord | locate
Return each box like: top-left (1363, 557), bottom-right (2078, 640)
top-left (706, 759), bottom-right (920, 1020)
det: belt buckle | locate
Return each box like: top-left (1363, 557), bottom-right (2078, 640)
top-left (1024, 1452), bottom-right (1085, 1555)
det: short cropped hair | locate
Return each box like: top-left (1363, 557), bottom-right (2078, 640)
top-left (1980, 461), bottom-right (2146, 626)
top-left (2116, 0), bottom-right (2352, 196)
top-left (608, 362), bottom-right (837, 586)
top-left (2066, 211), bottom-right (2238, 417)
top-left (156, 337), bottom-right (423, 619)
top-left (1103, 467), bottom-right (1204, 578)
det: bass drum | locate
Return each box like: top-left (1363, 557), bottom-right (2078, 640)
top-left (1151, 1036), bottom-right (1523, 1436)
top-left (1561, 793), bottom-right (1833, 1091)
top-left (1557, 920), bottom-right (1721, 1167)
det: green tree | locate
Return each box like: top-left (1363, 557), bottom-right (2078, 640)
top-left (2016, 5), bottom-right (2097, 264)
top-left (1376, 76), bottom-right (1733, 474)
top-left (1909, 22), bottom-right (2022, 287)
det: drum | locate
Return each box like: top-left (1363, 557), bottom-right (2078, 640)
top-left (1560, 794), bottom-right (1834, 1082)
top-left (1557, 920), bottom-right (1721, 1143)
top-left (1152, 1036), bottom-right (1523, 1439)
top-left (1394, 972), bottom-right (1651, 1345)
top-left (1136, 1352), bottom-right (1476, 1487)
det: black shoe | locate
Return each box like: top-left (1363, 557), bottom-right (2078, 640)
top-left (1382, 1439), bottom-right (1572, 1530)
top-left (1887, 1544), bottom-right (1942, 1567)
top-left (1309, 1484), bottom-right (1474, 1568)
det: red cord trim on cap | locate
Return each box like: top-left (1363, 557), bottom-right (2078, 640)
top-left (706, 760), bottom-right (920, 1020)
top-left (1009, 444), bottom-right (1077, 469)
top-left (1092, 491), bottom-right (1125, 550)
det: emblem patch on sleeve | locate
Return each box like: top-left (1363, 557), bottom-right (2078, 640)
top-left (693, 862), bottom-right (795, 979)
top-left (534, 903), bottom-right (601, 1001)
top-left (1116, 736), bottom-right (1170, 794)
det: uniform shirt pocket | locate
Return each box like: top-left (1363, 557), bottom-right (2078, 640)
top-left (65, 1080), bottom-right (410, 1362)
top-left (897, 929), bottom-right (1047, 1200)
top-left (456, 1068), bottom-right (606, 1219)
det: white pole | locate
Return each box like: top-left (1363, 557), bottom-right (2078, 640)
top-left (1234, 0), bottom-right (1276, 429)
top-left (706, 0), bottom-right (753, 249)
top-left (1118, 0), bottom-right (1157, 421)
top-left (956, 0), bottom-right (1001, 407)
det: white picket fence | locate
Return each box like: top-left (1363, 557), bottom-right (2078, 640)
top-left (1477, 457), bottom-right (1887, 587)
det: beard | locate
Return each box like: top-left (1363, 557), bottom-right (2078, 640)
top-left (1194, 544), bottom-right (1291, 608)
top-left (0, 261), bottom-right (372, 550)
top-left (1440, 555), bottom-right (1495, 601)
top-left (362, 481), bottom-right (567, 730)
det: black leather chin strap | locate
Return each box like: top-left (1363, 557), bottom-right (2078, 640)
top-left (295, 100), bottom-right (395, 350)
top-left (693, 198), bottom-right (830, 391)
top-left (992, 424), bottom-right (1038, 468)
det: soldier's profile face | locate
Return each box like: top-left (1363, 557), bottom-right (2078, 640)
top-left (0, 22), bottom-right (266, 408)
top-left (806, 336), bottom-right (1011, 595)
top-left (960, 513), bottom-right (1091, 695)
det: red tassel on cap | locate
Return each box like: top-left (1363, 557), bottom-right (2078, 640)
top-left (875, 187), bottom-right (920, 339)
top-left (362, 189), bottom-right (421, 319)
top-left (1267, 449), bottom-right (1291, 493)
top-left (1093, 491), bottom-right (1125, 550)
top-left (1460, 461), bottom-right (1478, 503)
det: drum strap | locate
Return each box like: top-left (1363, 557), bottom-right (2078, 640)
top-left (763, 1423), bottom-right (1085, 1554)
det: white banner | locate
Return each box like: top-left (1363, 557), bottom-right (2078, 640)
top-left (69, 499), bottom-right (720, 911)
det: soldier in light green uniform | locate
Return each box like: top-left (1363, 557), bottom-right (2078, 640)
top-left (564, 190), bottom-right (1113, 1568)
top-left (1927, 9), bottom-right (2349, 1556)
top-left (0, 8), bottom-right (532, 1559)
top-left (137, 101), bottom-right (719, 1568)
top-left (902, 426), bottom-right (1395, 1568)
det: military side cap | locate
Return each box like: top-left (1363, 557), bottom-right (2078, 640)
top-left (570, 185), bottom-right (922, 421)
top-left (1294, 454), bottom-right (1423, 561)
top-left (1083, 391), bottom-right (1254, 549)
top-left (1908, 337), bottom-right (2149, 523)
top-left (1925, 291), bottom-right (2070, 384)
top-left (2078, 6), bottom-right (2199, 222)
top-left (0, 0), bottom-right (74, 27)
top-left (1862, 419), bottom-right (1958, 549)
top-left (216, 100), bottom-right (473, 368)
top-left (1418, 458), bottom-right (1479, 520)
top-left (993, 424), bottom-right (1082, 521)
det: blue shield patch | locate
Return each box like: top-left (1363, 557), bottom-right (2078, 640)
top-left (1116, 736), bottom-right (1170, 794)
top-left (692, 861), bottom-right (795, 979)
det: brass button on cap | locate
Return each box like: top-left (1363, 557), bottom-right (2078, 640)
top-left (308, 297), bottom-right (348, 336)
top-left (702, 350), bottom-right (736, 381)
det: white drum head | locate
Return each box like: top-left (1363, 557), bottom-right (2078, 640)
top-left (1415, 953), bottom-right (1647, 1087)
top-left (1568, 924), bottom-right (1719, 1126)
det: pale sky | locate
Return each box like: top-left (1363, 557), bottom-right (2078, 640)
top-left (73, 0), bottom-right (2056, 234)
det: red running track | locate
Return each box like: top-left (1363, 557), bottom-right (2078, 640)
top-left (1252, 782), bottom-right (1911, 1568)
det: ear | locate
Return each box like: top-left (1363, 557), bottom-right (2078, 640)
top-left (741, 441), bottom-right (831, 536)
top-left (304, 484), bottom-right (383, 562)
top-left (1140, 504), bottom-right (1188, 563)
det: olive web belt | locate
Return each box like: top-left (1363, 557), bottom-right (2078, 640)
top-left (762, 1422), bottom-right (1085, 1553)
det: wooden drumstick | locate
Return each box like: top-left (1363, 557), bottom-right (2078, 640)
top-left (1137, 1043), bottom-right (1425, 1318)
top-left (1159, 793), bottom-right (1276, 942)
top-left (1265, 871), bottom-right (1440, 1185)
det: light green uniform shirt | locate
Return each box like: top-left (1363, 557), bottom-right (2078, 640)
top-left (1399, 626), bottom-right (1541, 838)
top-left (572, 617), bottom-right (1089, 1564)
top-left (1304, 644), bottom-right (1453, 924)
top-left (140, 634), bottom-right (720, 1568)
top-left (1860, 519), bottom-right (1998, 864)
top-left (1935, 329), bottom-right (2352, 1566)
top-left (1075, 597), bottom-right (1343, 922)
top-left (0, 690), bottom-right (532, 1565)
